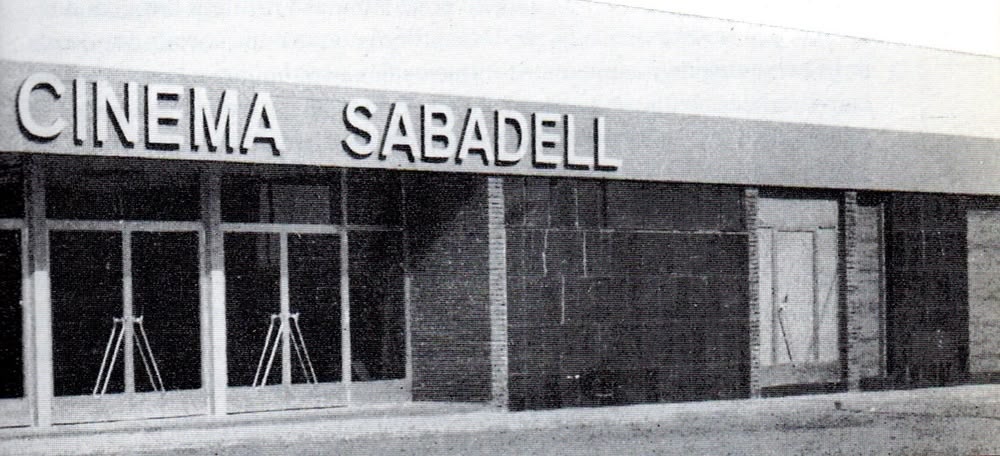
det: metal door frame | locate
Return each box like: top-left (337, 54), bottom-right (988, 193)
top-left (45, 219), bottom-right (207, 422)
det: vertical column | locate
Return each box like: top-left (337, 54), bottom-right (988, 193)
top-left (197, 224), bottom-right (209, 400)
top-left (279, 233), bottom-right (291, 386)
top-left (340, 170), bottom-right (351, 402)
top-left (487, 177), bottom-right (509, 409)
top-left (403, 275), bottom-right (413, 390)
top-left (200, 167), bottom-right (227, 415)
top-left (843, 191), bottom-right (862, 391)
top-left (122, 231), bottom-right (135, 394)
top-left (399, 174), bottom-right (413, 393)
top-left (744, 188), bottom-right (761, 398)
top-left (20, 225), bottom-right (32, 420)
top-left (812, 230), bottom-right (821, 362)
top-left (25, 157), bottom-right (52, 426)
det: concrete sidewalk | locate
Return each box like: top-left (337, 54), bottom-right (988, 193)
top-left (1, 385), bottom-right (997, 455)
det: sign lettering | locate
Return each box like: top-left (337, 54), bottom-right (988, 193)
top-left (14, 73), bottom-right (622, 171)
top-left (342, 99), bottom-right (620, 170)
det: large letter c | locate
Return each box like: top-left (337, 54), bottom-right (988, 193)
top-left (17, 72), bottom-right (67, 140)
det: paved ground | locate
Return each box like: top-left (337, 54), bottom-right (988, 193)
top-left (1, 385), bottom-right (998, 455)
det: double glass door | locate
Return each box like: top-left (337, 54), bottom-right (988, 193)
top-left (226, 232), bottom-right (343, 389)
top-left (49, 223), bottom-right (204, 422)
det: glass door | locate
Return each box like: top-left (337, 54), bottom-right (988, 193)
top-left (225, 230), bottom-right (346, 412)
top-left (49, 224), bottom-right (204, 423)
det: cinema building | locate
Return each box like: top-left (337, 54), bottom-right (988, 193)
top-left (0, 3), bottom-right (997, 428)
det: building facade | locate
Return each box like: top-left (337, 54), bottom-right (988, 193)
top-left (0, 2), bottom-right (998, 428)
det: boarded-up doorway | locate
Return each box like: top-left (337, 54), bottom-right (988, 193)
top-left (757, 198), bottom-right (840, 388)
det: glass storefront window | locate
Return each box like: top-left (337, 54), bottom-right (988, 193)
top-left (46, 163), bottom-right (198, 221)
top-left (222, 173), bottom-right (341, 224)
top-left (222, 167), bottom-right (408, 392)
top-left (0, 162), bottom-right (23, 219)
top-left (346, 169), bottom-right (401, 226)
top-left (0, 231), bottom-right (22, 398)
top-left (349, 231), bottom-right (405, 381)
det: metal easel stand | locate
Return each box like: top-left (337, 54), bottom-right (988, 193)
top-left (253, 312), bottom-right (318, 387)
top-left (93, 315), bottom-right (165, 396)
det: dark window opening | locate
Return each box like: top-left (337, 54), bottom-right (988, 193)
top-left (225, 232), bottom-right (282, 386)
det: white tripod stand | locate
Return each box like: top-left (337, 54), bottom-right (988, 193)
top-left (93, 315), bottom-right (165, 396)
top-left (253, 312), bottom-right (318, 386)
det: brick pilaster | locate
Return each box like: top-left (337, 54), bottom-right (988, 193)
top-left (842, 191), bottom-right (862, 391)
top-left (744, 188), bottom-right (761, 398)
top-left (487, 177), bottom-right (510, 409)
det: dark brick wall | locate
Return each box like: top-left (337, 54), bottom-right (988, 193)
top-left (404, 173), bottom-right (491, 402)
top-left (886, 193), bottom-right (968, 386)
top-left (505, 177), bottom-right (750, 410)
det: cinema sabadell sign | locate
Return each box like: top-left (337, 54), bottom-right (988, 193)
top-left (8, 62), bottom-right (997, 195)
top-left (12, 71), bottom-right (622, 174)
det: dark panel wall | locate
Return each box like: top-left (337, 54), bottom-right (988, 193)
top-left (405, 173), bottom-right (492, 402)
top-left (505, 177), bottom-right (749, 410)
top-left (886, 193), bottom-right (968, 386)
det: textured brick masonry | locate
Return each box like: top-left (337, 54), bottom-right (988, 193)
top-left (744, 188), bottom-right (761, 398)
top-left (487, 177), bottom-right (510, 408)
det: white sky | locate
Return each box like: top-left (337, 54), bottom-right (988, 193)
top-left (1, 0), bottom-right (995, 139)
top-left (596, 0), bottom-right (1000, 57)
